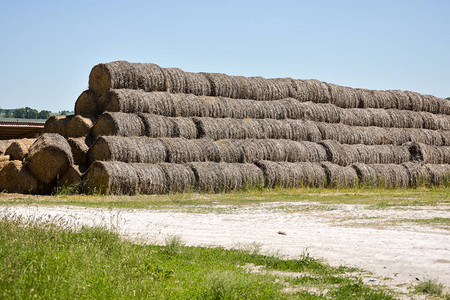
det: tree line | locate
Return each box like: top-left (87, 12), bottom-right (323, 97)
top-left (1, 108), bottom-right (73, 120)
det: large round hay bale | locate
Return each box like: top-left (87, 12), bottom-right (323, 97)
top-left (88, 136), bottom-right (167, 164)
top-left (0, 139), bottom-right (16, 155)
top-left (58, 165), bottom-right (83, 190)
top-left (170, 117), bottom-right (198, 139)
top-left (158, 137), bottom-right (220, 163)
top-left (5, 138), bottom-right (36, 161)
top-left (68, 137), bottom-right (91, 166)
top-left (406, 142), bottom-right (450, 164)
top-left (25, 133), bottom-right (74, 184)
top-left (321, 162), bottom-right (358, 188)
top-left (138, 113), bottom-right (177, 138)
top-left (92, 112), bottom-right (145, 137)
top-left (89, 61), bottom-right (166, 96)
top-left (74, 90), bottom-right (99, 116)
top-left (255, 160), bottom-right (327, 188)
top-left (325, 83), bottom-right (360, 108)
top-left (352, 163), bottom-right (410, 188)
top-left (159, 163), bottom-right (196, 193)
top-left (189, 162), bottom-right (264, 192)
top-left (163, 68), bottom-right (187, 94)
top-left (44, 115), bottom-right (72, 137)
top-left (66, 115), bottom-right (96, 137)
top-left (401, 162), bottom-right (430, 187)
top-left (0, 161), bottom-right (45, 194)
top-left (424, 164), bottom-right (450, 186)
top-left (184, 72), bottom-right (212, 95)
top-left (286, 120), bottom-right (322, 142)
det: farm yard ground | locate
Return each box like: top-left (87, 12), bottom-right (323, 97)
top-left (1, 187), bottom-right (449, 298)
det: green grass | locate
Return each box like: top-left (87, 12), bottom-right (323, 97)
top-left (0, 186), bottom-right (448, 211)
top-left (0, 216), bottom-right (396, 299)
top-left (414, 279), bottom-right (449, 299)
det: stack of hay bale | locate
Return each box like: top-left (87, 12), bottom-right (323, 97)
top-left (1, 61), bottom-right (449, 194)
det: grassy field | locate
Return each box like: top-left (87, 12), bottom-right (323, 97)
top-left (1, 186), bottom-right (448, 210)
top-left (0, 216), bottom-right (396, 299)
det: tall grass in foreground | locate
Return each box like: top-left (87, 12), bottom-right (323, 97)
top-left (0, 217), bottom-right (395, 299)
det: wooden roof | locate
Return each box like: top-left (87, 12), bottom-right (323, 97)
top-left (0, 121), bottom-right (44, 140)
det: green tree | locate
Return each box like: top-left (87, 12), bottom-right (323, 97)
top-left (4, 110), bottom-right (11, 118)
top-left (24, 107), bottom-right (38, 119)
top-left (37, 110), bottom-right (51, 119)
top-left (13, 108), bottom-right (25, 118)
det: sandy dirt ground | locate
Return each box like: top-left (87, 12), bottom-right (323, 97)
top-left (1, 202), bottom-right (449, 296)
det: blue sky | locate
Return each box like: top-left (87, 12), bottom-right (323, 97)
top-left (0, 0), bottom-right (449, 112)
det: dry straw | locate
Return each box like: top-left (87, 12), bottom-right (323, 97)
top-left (159, 163), bottom-right (196, 193)
top-left (68, 137), bottom-right (91, 166)
top-left (189, 162), bottom-right (264, 192)
top-left (319, 140), bottom-right (410, 166)
top-left (66, 115), bottom-right (96, 137)
top-left (0, 160), bottom-right (43, 194)
top-left (255, 160), bottom-right (327, 188)
top-left (401, 162), bottom-right (430, 187)
top-left (59, 165), bottom-right (83, 189)
top-left (75, 90), bottom-right (99, 116)
top-left (320, 162), bottom-right (358, 188)
top-left (92, 112), bottom-right (145, 137)
top-left (158, 137), bottom-right (220, 163)
top-left (217, 139), bottom-right (327, 163)
top-left (4, 138), bottom-right (36, 161)
top-left (352, 163), bottom-right (410, 188)
top-left (25, 133), bottom-right (74, 184)
top-left (0, 139), bottom-right (15, 155)
top-left (424, 164), bottom-right (450, 186)
top-left (406, 142), bottom-right (450, 164)
top-left (44, 115), bottom-right (73, 137)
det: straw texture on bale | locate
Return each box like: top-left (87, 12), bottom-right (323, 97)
top-left (59, 165), bottom-right (82, 189)
top-left (0, 139), bottom-right (15, 155)
top-left (75, 90), bottom-right (99, 116)
top-left (88, 136), bottom-right (167, 164)
top-left (401, 162), bottom-right (430, 187)
top-left (0, 161), bottom-right (42, 194)
top-left (319, 140), bottom-right (410, 166)
top-left (103, 90), bottom-right (176, 115)
top-left (89, 61), bottom-right (166, 96)
top-left (66, 115), bottom-right (95, 137)
top-left (44, 115), bottom-right (73, 137)
top-left (352, 163), bottom-right (410, 188)
top-left (293, 79), bottom-right (331, 103)
top-left (216, 139), bottom-right (327, 163)
top-left (68, 137), bottom-right (90, 166)
top-left (158, 163), bottom-right (196, 193)
top-left (0, 155), bottom-right (10, 163)
top-left (83, 161), bottom-right (167, 195)
top-left (158, 137), bottom-right (220, 163)
top-left (406, 142), bottom-right (450, 164)
top-left (5, 138), bottom-right (36, 161)
top-left (255, 161), bottom-right (327, 188)
top-left (189, 162), bottom-right (264, 192)
top-left (424, 164), bottom-right (450, 186)
top-left (326, 83), bottom-right (360, 108)
top-left (25, 133), bottom-right (74, 184)
top-left (320, 162), bottom-right (358, 188)
top-left (92, 112), bottom-right (145, 137)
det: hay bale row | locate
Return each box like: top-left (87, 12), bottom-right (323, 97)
top-left (401, 162), bottom-right (430, 187)
top-left (88, 61), bottom-right (450, 114)
top-left (406, 142), bottom-right (450, 164)
top-left (320, 162), bottom-right (359, 188)
top-left (74, 90), bottom-right (99, 115)
top-left (319, 140), bottom-right (411, 166)
top-left (352, 163), bottom-right (410, 188)
top-left (424, 164), bottom-right (450, 186)
top-left (44, 115), bottom-right (73, 137)
top-left (4, 138), bottom-right (36, 161)
top-left (255, 161), bottom-right (327, 188)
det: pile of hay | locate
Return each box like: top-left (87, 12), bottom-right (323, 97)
top-left (352, 163), bottom-right (410, 188)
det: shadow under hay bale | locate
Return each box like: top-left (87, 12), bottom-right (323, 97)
top-left (58, 165), bottom-right (83, 192)
top-left (25, 133), bottom-right (73, 185)
top-left (75, 90), bottom-right (99, 116)
top-left (5, 138), bottom-right (36, 161)
top-left (352, 163), bottom-right (410, 188)
top-left (189, 162), bottom-right (264, 193)
top-left (44, 115), bottom-right (73, 137)
top-left (66, 115), bottom-right (96, 138)
top-left (0, 161), bottom-right (46, 194)
top-left (68, 137), bottom-right (91, 166)
top-left (255, 160), bottom-right (327, 188)
top-left (321, 162), bottom-right (359, 188)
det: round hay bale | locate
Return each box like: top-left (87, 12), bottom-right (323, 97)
top-left (138, 113), bottom-right (177, 138)
top-left (68, 137), bottom-right (91, 166)
top-left (255, 160), bottom-right (327, 188)
top-left (25, 133), bottom-right (74, 184)
top-left (163, 68), bottom-right (187, 93)
top-left (0, 139), bottom-right (16, 155)
top-left (58, 165), bottom-right (83, 191)
top-left (406, 128), bottom-right (444, 146)
top-left (172, 93), bottom-right (210, 118)
top-left (5, 138), bottom-right (36, 161)
top-left (158, 137), bottom-right (219, 163)
top-left (75, 90), bottom-right (99, 116)
top-left (185, 72), bottom-right (212, 95)
top-left (406, 142), bottom-right (450, 164)
top-left (201, 72), bottom-right (240, 99)
top-left (325, 83), bottom-right (359, 108)
top-left (189, 162), bottom-right (264, 192)
top-left (103, 90), bottom-right (175, 116)
top-left (194, 118), bottom-right (271, 140)
top-left (352, 163), bottom-right (410, 188)
top-left (424, 164), bottom-right (450, 186)
top-left (66, 115), bottom-right (96, 137)
top-left (401, 162), bottom-right (430, 187)
top-left (159, 163), bottom-right (196, 193)
top-left (321, 162), bottom-right (358, 188)
top-left (440, 131), bottom-right (450, 146)
top-left (44, 115), bottom-right (72, 137)
top-left (89, 61), bottom-right (166, 95)
top-left (286, 120), bottom-right (321, 142)
top-left (0, 161), bottom-right (45, 194)
top-left (92, 112), bottom-right (145, 137)
top-left (88, 136), bottom-right (167, 164)
top-left (170, 117), bottom-right (198, 139)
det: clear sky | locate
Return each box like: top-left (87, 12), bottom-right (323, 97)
top-left (0, 0), bottom-right (449, 112)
